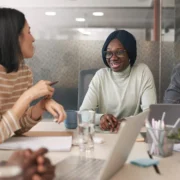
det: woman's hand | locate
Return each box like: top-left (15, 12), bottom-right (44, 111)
top-left (100, 114), bottom-right (120, 132)
top-left (42, 99), bottom-right (66, 123)
top-left (25, 80), bottom-right (55, 102)
top-left (12, 80), bottom-right (55, 119)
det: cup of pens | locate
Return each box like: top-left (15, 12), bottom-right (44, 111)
top-left (146, 127), bottom-right (175, 157)
top-left (145, 112), bottom-right (180, 157)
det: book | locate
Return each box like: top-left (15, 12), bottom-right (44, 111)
top-left (0, 136), bottom-right (72, 151)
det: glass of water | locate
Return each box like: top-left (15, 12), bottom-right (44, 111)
top-left (77, 110), bottom-right (95, 152)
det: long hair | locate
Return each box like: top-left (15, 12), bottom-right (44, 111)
top-left (0, 8), bottom-right (25, 73)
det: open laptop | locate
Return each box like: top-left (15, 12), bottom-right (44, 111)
top-left (55, 111), bottom-right (148, 180)
top-left (149, 104), bottom-right (180, 128)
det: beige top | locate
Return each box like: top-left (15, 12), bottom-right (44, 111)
top-left (0, 64), bottom-right (40, 143)
top-left (80, 63), bottom-right (157, 124)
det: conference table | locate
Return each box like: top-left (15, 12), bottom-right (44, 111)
top-left (0, 120), bottom-right (180, 180)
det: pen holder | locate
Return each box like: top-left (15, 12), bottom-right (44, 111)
top-left (146, 128), bottom-right (174, 157)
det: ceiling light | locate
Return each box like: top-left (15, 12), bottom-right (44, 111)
top-left (45, 12), bottom-right (56, 16)
top-left (75, 18), bottom-right (86, 22)
top-left (92, 12), bottom-right (104, 16)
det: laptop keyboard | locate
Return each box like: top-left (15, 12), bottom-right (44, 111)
top-left (55, 156), bottom-right (105, 180)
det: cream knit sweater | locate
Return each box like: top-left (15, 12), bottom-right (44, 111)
top-left (80, 63), bottom-right (157, 124)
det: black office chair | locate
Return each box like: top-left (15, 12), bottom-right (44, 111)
top-left (78, 69), bottom-right (98, 109)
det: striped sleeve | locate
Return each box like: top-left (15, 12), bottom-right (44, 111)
top-left (14, 106), bottom-right (41, 135)
top-left (27, 67), bottom-right (33, 89)
top-left (14, 68), bottom-right (41, 135)
top-left (0, 110), bottom-right (21, 143)
top-left (0, 65), bottom-right (41, 142)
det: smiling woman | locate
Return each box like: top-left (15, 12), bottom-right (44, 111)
top-left (105, 39), bottom-right (129, 72)
top-left (80, 30), bottom-right (157, 132)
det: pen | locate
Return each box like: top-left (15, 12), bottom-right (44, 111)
top-left (43, 81), bottom-right (59, 100)
top-left (160, 112), bottom-right (165, 130)
top-left (50, 81), bottom-right (59, 86)
top-left (147, 151), bottom-right (161, 175)
top-left (145, 120), bottom-right (158, 145)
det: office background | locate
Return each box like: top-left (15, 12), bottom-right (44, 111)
top-left (1, 0), bottom-right (179, 113)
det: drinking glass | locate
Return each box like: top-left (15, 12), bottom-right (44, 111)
top-left (77, 110), bottom-right (95, 152)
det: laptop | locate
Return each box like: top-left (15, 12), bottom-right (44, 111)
top-left (55, 111), bottom-right (148, 180)
top-left (149, 104), bottom-right (180, 128)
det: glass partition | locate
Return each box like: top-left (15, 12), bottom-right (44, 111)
top-left (0, 0), bottom-right (177, 115)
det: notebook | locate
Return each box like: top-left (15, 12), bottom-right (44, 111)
top-left (0, 136), bottom-right (72, 151)
top-left (55, 111), bottom-right (148, 180)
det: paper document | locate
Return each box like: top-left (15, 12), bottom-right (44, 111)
top-left (173, 143), bottom-right (180, 152)
top-left (0, 136), bottom-right (72, 151)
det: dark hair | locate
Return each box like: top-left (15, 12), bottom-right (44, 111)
top-left (0, 8), bottom-right (25, 73)
top-left (102, 30), bottom-right (137, 67)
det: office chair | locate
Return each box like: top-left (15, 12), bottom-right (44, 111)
top-left (78, 69), bottom-right (98, 109)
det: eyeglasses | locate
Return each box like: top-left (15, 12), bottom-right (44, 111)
top-left (104, 50), bottom-right (126, 59)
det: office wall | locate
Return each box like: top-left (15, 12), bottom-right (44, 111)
top-left (175, 0), bottom-right (180, 62)
top-left (161, 42), bottom-right (179, 100)
top-left (26, 40), bottom-right (180, 114)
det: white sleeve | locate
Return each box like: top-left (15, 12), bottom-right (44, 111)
top-left (80, 71), bottom-right (104, 125)
top-left (140, 66), bottom-right (157, 111)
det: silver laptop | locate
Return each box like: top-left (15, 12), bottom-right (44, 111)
top-left (149, 104), bottom-right (180, 128)
top-left (55, 111), bottom-right (148, 180)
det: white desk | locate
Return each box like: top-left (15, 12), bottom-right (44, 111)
top-left (30, 121), bottom-right (118, 163)
top-left (112, 152), bottom-right (180, 180)
top-left (0, 120), bottom-right (180, 180)
top-left (0, 121), bottom-right (118, 164)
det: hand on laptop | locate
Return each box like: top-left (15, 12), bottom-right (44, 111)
top-left (100, 114), bottom-right (120, 132)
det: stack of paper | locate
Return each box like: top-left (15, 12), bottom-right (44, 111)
top-left (0, 136), bottom-right (72, 151)
top-left (173, 144), bottom-right (180, 152)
